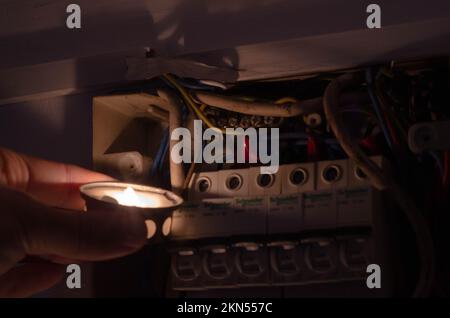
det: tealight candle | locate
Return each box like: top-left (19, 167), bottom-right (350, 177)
top-left (80, 182), bottom-right (183, 243)
top-left (103, 186), bottom-right (161, 208)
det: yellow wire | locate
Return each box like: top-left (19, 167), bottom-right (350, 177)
top-left (163, 74), bottom-right (233, 134)
top-left (275, 97), bottom-right (298, 105)
top-left (163, 74), bottom-right (298, 135)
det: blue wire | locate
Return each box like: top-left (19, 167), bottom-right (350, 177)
top-left (159, 136), bottom-right (170, 171)
top-left (152, 77), bottom-right (193, 180)
top-left (365, 68), bottom-right (394, 150)
top-left (151, 129), bottom-right (169, 176)
top-left (149, 78), bottom-right (191, 178)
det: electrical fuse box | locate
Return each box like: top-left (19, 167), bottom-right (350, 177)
top-left (280, 163), bottom-right (316, 194)
top-left (201, 245), bottom-right (237, 289)
top-left (249, 167), bottom-right (282, 196)
top-left (171, 199), bottom-right (235, 240)
top-left (317, 159), bottom-right (349, 190)
top-left (171, 248), bottom-right (203, 291)
top-left (234, 242), bottom-right (269, 287)
top-left (336, 186), bottom-right (376, 227)
top-left (269, 241), bottom-right (304, 286)
top-left (337, 235), bottom-right (373, 280)
top-left (268, 194), bottom-right (302, 235)
top-left (233, 196), bottom-right (268, 236)
top-left (303, 190), bottom-right (337, 230)
top-left (188, 171), bottom-right (220, 201)
top-left (218, 169), bottom-right (249, 197)
top-left (303, 238), bottom-right (339, 282)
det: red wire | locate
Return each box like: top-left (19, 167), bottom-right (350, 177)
top-left (360, 136), bottom-right (379, 155)
top-left (307, 135), bottom-right (318, 161)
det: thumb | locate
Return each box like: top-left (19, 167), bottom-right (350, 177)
top-left (23, 198), bottom-right (149, 261)
top-left (0, 188), bottom-right (148, 274)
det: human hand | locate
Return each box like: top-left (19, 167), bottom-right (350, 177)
top-left (0, 148), bottom-right (148, 297)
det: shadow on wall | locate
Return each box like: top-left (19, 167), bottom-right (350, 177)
top-left (0, 94), bottom-right (93, 168)
top-left (3, 0), bottom-right (450, 69)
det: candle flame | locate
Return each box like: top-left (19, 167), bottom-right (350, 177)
top-left (116, 187), bottom-right (141, 206)
top-left (110, 186), bottom-right (158, 208)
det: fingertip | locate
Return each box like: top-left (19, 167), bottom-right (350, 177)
top-left (123, 211), bottom-right (149, 251)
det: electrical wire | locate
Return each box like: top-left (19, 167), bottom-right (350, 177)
top-left (199, 80), bottom-right (229, 90)
top-left (182, 162), bottom-right (197, 193)
top-left (160, 135), bottom-right (170, 171)
top-left (151, 129), bottom-right (169, 176)
top-left (275, 97), bottom-right (299, 105)
top-left (366, 68), bottom-right (394, 149)
top-left (275, 98), bottom-right (297, 128)
top-left (163, 74), bottom-right (222, 130)
top-left (163, 74), bottom-right (305, 135)
top-left (194, 91), bottom-right (323, 117)
top-left (383, 110), bottom-right (400, 146)
top-left (323, 71), bottom-right (435, 297)
top-left (155, 89), bottom-right (186, 194)
top-left (176, 78), bottom-right (218, 91)
top-left (163, 74), bottom-right (234, 135)
top-left (374, 80), bottom-right (408, 144)
top-left (307, 135), bottom-right (319, 161)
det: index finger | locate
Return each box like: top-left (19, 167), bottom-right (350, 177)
top-left (0, 147), bottom-right (113, 210)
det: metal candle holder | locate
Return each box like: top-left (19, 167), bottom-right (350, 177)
top-left (80, 182), bottom-right (183, 244)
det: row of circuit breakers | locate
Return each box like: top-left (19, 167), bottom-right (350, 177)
top-left (168, 157), bottom-right (388, 291)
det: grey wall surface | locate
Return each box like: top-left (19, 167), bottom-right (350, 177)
top-left (1, 0), bottom-right (450, 105)
top-left (2, 0), bottom-right (450, 68)
top-left (0, 94), bottom-right (93, 167)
